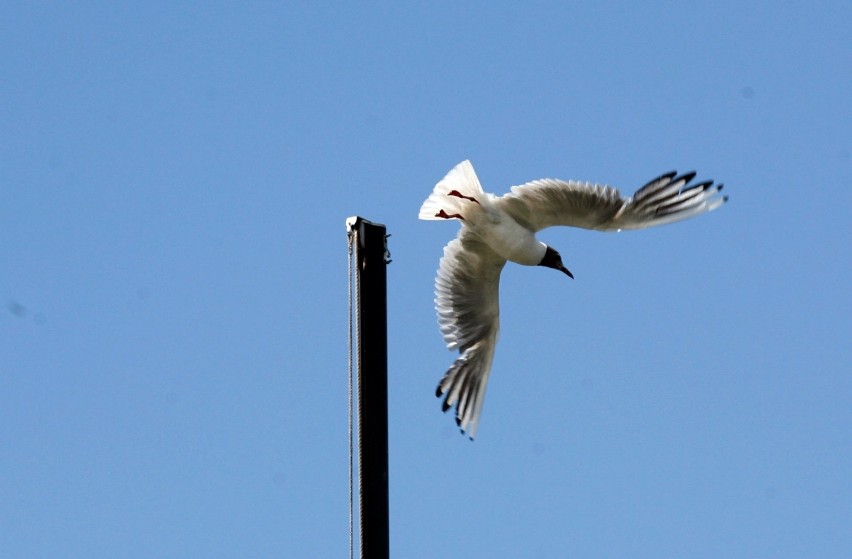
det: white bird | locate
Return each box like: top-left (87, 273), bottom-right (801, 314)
top-left (420, 160), bottom-right (727, 439)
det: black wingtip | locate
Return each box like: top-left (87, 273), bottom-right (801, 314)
top-left (651, 170), bottom-right (677, 185)
top-left (722, 195), bottom-right (730, 203)
top-left (717, 183), bottom-right (724, 192)
top-left (457, 427), bottom-right (474, 440)
top-left (676, 170), bottom-right (698, 184)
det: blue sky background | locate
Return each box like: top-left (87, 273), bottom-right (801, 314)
top-left (2, 2), bottom-right (850, 557)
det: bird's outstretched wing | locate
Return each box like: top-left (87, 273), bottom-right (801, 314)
top-left (498, 171), bottom-right (727, 232)
top-left (434, 228), bottom-right (506, 439)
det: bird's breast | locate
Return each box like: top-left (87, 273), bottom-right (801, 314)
top-left (478, 213), bottom-right (545, 266)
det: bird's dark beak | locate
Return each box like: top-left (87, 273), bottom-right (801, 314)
top-left (539, 245), bottom-right (574, 279)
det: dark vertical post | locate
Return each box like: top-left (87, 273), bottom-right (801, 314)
top-left (353, 217), bottom-right (389, 559)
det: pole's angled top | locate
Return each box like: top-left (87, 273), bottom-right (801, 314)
top-left (346, 216), bottom-right (391, 264)
top-left (346, 216), bottom-right (386, 232)
top-left (346, 216), bottom-right (361, 232)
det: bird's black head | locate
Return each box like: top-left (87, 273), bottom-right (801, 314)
top-left (539, 245), bottom-right (574, 279)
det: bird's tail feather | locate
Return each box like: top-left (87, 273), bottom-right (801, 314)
top-left (436, 338), bottom-right (494, 439)
top-left (419, 160), bottom-right (484, 220)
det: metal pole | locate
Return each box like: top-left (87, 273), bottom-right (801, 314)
top-left (347, 216), bottom-right (390, 559)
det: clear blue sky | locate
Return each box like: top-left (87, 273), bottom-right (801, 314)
top-left (2, 2), bottom-right (850, 557)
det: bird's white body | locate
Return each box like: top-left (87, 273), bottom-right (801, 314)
top-left (481, 212), bottom-right (547, 266)
top-left (421, 160), bottom-right (727, 438)
top-left (420, 161), bottom-right (547, 266)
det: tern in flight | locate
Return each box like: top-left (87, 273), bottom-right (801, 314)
top-left (420, 160), bottom-right (727, 438)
